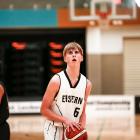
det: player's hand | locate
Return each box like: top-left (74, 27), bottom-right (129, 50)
top-left (63, 119), bottom-right (81, 132)
top-left (68, 122), bottom-right (81, 132)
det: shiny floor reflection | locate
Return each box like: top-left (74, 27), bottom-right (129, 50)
top-left (87, 115), bottom-right (140, 140)
top-left (9, 115), bottom-right (140, 140)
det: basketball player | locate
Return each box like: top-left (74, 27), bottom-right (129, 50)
top-left (0, 62), bottom-right (10, 140)
top-left (40, 42), bottom-right (92, 140)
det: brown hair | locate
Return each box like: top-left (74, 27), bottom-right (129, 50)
top-left (63, 42), bottom-right (83, 57)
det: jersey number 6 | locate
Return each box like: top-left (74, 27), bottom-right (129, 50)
top-left (74, 107), bottom-right (80, 117)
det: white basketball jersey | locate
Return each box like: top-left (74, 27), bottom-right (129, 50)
top-left (50, 70), bottom-right (87, 127)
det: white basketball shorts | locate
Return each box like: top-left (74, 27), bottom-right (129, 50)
top-left (44, 120), bottom-right (64, 140)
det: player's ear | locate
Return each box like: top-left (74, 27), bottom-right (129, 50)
top-left (64, 56), bottom-right (67, 63)
top-left (81, 55), bottom-right (83, 62)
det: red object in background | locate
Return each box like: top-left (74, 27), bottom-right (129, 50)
top-left (114, 0), bottom-right (122, 4)
top-left (12, 42), bottom-right (27, 50)
top-left (50, 50), bottom-right (63, 58)
top-left (96, 9), bottom-right (111, 19)
top-left (50, 59), bottom-right (63, 66)
top-left (99, 12), bottom-right (109, 19)
top-left (49, 42), bottom-right (63, 50)
top-left (50, 67), bottom-right (62, 73)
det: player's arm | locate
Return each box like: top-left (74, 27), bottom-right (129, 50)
top-left (0, 84), bottom-right (4, 103)
top-left (40, 75), bottom-right (65, 123)
top-left (79, 79), bottom-right (92, 128)
top-left (41, 74), bottom-right (74, 127)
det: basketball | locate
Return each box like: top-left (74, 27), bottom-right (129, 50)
top-left (64, 126), bottom-right (88, 140)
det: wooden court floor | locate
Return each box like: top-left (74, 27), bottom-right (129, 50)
top-left (9, 115), bottom-right (140, 140)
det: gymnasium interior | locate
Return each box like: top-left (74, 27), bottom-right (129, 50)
top-left (0, 0), bottom-right (140, 140)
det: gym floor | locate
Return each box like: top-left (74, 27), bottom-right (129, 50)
top-left (9, 115), bottom-right (140, 140)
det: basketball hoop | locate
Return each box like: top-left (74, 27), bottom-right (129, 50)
top-left (69, 0), bottom-right (137, 28)
top-left (96, 1), bottom-right (111, 29)
top-left (98, 17), bottom-right (110, 29)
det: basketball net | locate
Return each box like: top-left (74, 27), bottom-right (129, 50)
top-left (96, 1), bottom-right (110, 29)
top-left (98, 13), bottom-right (110, 29)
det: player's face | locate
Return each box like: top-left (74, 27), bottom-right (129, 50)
top-left (64, 48), bottom-right (83, 64)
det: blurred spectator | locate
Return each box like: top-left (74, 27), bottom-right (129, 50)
top-left (0, 62), bottom-right (10, 140)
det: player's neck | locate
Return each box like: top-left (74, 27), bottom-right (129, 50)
top-left (66, 67), bottom-right (80, 80)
